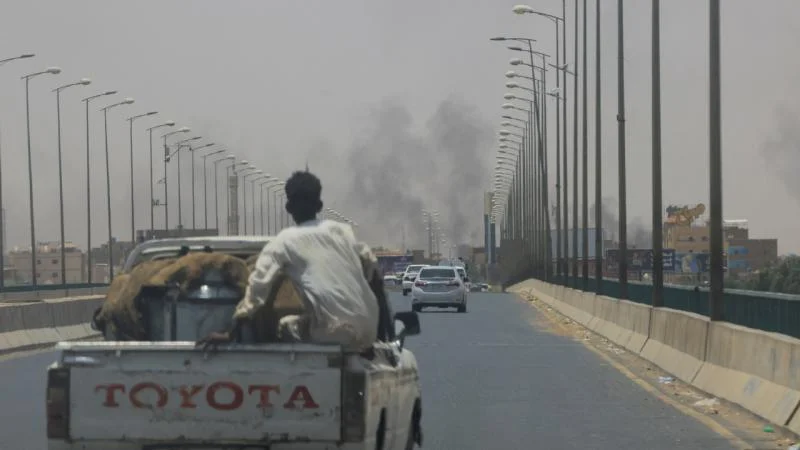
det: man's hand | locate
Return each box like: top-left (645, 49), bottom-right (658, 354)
top-left (196, 330), bottom-right (232, 351)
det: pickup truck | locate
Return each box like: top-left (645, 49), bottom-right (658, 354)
top-left (46, 236), bottom-right (423, 450)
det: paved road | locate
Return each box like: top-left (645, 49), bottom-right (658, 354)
top-left (0, 292), bottom-right (735, 449)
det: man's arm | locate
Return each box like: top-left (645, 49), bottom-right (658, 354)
top-left (234, 241), bottom-right (285, 321)
top-left (198, 240), bottom-right (285, 349)
top-left (352, 240), bottom-right (395, 342)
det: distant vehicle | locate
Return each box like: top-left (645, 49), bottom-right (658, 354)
top-left (46, 236), bottom-right (424, 450)
top-left (455, 267), bottom-right (471, 291)
top-left (411, 266), bottom-right (467, 313)
top-left (402, 264), bottom-right (428, 296)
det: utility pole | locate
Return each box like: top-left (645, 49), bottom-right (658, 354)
top-left (617, 0), bottom-right (629, 299)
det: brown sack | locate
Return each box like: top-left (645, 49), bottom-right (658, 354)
top-left (96, 258), bottom-right (177, 339)
top-left (148, 252), bottom-right (250, 295)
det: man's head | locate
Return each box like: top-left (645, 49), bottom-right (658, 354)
top-left (285, 170), bottom-right (323, 224)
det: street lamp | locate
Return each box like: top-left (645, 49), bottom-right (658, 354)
top-left (214, 155), bottom-right (235, 232)
top-left (269, 182), bottom-right (285, 233)
top-left (188, 142), bottom-right (215, 230)
top-left (126, 111), bottom-right (158, 243)
top-left (53, 77), bottom-right (91, 285)
top-left (99, 97), bottom-right (134, 280)
top-left (146, 120), bottom-right (175, 235)
top-left (200, 149), bottom-right (224, 229)
top-left (0, 54), bottom-right (36, 288)
top-left (160, 127), bottom-right (192, 231)
top-left (81, 90), bottom-right (117, 283)
top-left (22, 66), bottom-right (61, 288)
top-left (171, 136), bottom-right (202, 230)
top-left (242, 170), bottom-right (264, 234)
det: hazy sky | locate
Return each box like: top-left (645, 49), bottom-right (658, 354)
top-left (1, 0), bottom-right (799, 253)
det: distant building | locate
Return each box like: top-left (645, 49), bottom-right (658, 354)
top-left (8, 242), bottom-right (85, 284)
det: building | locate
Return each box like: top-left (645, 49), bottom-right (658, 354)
top-left (8, 242), bottom-right (85, 284)
top-left (723, 220), bottom-right (778, 273)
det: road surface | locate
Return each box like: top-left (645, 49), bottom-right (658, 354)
top-left (0, 291), bottom-right (741, 449)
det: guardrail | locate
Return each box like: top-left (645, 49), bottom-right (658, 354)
top-left (548, 275), bottom-right (800, 340)
top-left (0, 283), bottom-right (110, 302)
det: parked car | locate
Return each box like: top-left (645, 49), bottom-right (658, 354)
top-left (411, 266), bottom-right (467, 313)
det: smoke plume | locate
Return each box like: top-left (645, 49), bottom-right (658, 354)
top-left (589, 196), bottom-right (652, 249)
top-left (762, 106), bottom-right (800, 200)
top-left (340, 97), bottom-right (494, 249)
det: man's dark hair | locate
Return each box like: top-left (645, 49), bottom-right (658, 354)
top-left (284, 170), bottom-right (323, 222)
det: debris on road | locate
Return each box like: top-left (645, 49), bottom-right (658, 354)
top-left (658, 376), bottom-right (674, 384)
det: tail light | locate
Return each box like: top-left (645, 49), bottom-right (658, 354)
top-left (46, 366), bottom-right (70, 440)
top-left (414, 280), bottom-right (427, 287)
top-left (341, 370), bottom-right (366, 442)
top-left (447, 279), bottom-right (461, 287)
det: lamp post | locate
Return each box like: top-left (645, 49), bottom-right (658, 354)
top-left (53, 78), bottom-right (91, 285)
top-left (214, 155), bottom-right (235, 232)
top-left (0, 53), bottom-right (35, 288)
top-left (126, 111), bottom-right (158, 243)
top-left (160, 127), bottom-right (191, 232)
top-left (513, 4), bottom-right (566, 280)
top-left (260, 178), bottom-right (281, 234)
top-left (99, 97), bottom-right (134, 280)
top-left (22, 66), bottom-right (61, 288)
top-left (169, 136), bottom-right (201, 232)
top-left (188, 142), bottom-right (215, 230)
top-left (234, 164), bottom-right (257, 234)
top-left (249, 175), bottom-right (268, 233)
top-left (201, 149), bottom-right (224, 230)
top-left (81, 90), bottom-right (117, 283)
top-left (242, 171), bottom-right (264, 234)
top-left (146, 121), bottom-right (175, 236)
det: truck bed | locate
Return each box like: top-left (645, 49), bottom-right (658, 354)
top-left (52, 341), bottom-right (343, 445)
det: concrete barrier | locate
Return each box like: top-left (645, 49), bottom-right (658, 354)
top-left (640, 308), bottom-right (709, 383)
top-left (0, 296), bottom-right (102, 354)
top-left (511, 278), bottom-right (800, 435)
top-left (694, 321), bottom-right (800, 434)
top-left (0, 286), bottom-right (108, 303)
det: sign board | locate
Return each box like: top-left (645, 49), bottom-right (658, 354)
top-left (605, 248), bottom-right (677, 272)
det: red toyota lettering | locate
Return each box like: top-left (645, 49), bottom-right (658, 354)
top-left (206, 382), bottom-right (244, 411)
top-left (130, 382), bottom-right (168, 409)
top-left (95, 384), bottom-right (125, 408)
top-left (95, 382), bottom-right (320, 410)
top-left (283, 385), bottom-right (320, 409)
top-left (248, 385), bottom-right (280, 408)
top-left (178, 385), bottom-right (204, 408)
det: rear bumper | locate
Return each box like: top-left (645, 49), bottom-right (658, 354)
top-left (49, 440), bottom-right (369, 450)
top-left (411, 290), bottom-right (464, 306)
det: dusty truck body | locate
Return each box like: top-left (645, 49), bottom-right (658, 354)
top-left (46, 236), bottom-right (423, 450)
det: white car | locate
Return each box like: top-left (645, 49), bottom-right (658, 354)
top-left (411, 266), bottom-right (467, 313)
top-left (402, 264), bottom-right (428, 296)
top-left (456, 267), bottom-right (471, 291)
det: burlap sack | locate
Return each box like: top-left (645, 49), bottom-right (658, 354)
top-left (95, 258), bottom-right (177, 340)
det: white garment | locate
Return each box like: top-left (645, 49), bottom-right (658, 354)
top-left (234, 219), bottom-right (379, 351)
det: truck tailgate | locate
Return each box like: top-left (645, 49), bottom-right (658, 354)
top-left (59, 342), bottom-right (342, 444)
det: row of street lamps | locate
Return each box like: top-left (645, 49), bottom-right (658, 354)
top-left (0, 53), bottom-right (307, 287)
top-left (490, 2), bottom-right (725, 320)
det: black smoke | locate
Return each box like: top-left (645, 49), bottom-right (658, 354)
top-left (341, 97), bottom-right (494, 249)
top-left (589, 196), bottom-right (652, 249)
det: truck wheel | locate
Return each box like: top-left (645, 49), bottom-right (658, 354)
top-left (403, 289), bottom-right (409, 296)
top-left (457, 303), bottom-right (467, 313)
